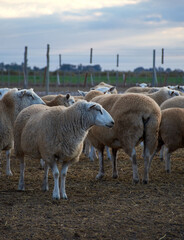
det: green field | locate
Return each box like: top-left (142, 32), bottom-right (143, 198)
top-left (0, 70), bottom-right (184, 87)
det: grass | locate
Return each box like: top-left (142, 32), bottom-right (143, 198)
top-left (0, 70), bottom-right (184, 87)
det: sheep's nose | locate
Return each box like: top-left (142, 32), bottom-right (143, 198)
top-left (106, 120), bottom-right (114, 128)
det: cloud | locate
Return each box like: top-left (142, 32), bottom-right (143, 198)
top-left (0, 0), bottom-right (147, 18)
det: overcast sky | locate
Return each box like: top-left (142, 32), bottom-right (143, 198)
top-left (1, 0), bottom-right (184, 71)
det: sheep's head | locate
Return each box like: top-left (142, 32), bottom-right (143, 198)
top-left (17, 88), bottom-right (45, 107)
top-left (64, 93), bottom-right (75, 106)
top-left (87, 102), bottom-right (114, 128)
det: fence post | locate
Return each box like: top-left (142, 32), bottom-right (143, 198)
top-left (90, 48), bottom-right (94, 86)
top-left (46, 44), bottom-right (50, 94)
top-left (152, 49), bottom-right (157, 86)
top-left (116, 54), bottom-right (119, 86)
top-left (23, 46), bottom-right (28, 88)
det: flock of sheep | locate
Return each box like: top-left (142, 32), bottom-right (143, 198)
top-left (0, 82), bottom-right (184, 200)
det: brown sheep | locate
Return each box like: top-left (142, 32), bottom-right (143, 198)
top-left (87, 93), bottom-right (161, 184)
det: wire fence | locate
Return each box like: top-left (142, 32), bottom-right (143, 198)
top-left (1, 46), bottom-right (184, 93)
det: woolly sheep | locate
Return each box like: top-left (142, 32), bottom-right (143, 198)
top-left (87, 93), bottom-right (161, 184)
top-left (160, 96), bottom-right (184, 110)
top-left (90, 82), bottom-right (117, 94)
top-left (42, 93), bottom-right (75, 106)
top-left (146, 87), bottom-right (180, 106)
top-left (0, 88), bottom-right (14, 99)
top-left (149, 108), bottom-right (184, 173)
top-left (0, 88), bottom-right (45, 176)
top-left (14, 100), bottom-right (114, 200)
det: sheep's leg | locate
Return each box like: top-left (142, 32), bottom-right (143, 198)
top-left (18, 157), bottom-right (25, 190)
top-left (89, 145), bottom-right (98, 162)
top-left (60, 163), bottom-right (69, 199)
top-left (130, 148), bottom-right (139, 184)
top-left (164, 147), bottom-right (171, 173)
top-left (159, 145), bottom-right (164, 161)
top-left (6, 149), bottom-right (13, 176)
top-left (50, 162), bottom-right (60, 200)
top-left (42, 163), bottom-right (49, 191)
top-left (111, 148), bottom-right (118, 178)
top-left (106, 146), bottom-right (112, 161)
top-left (40, 158), bottom-right (45, 169)
top-left (96, 150), bottom-right (104, 180)
top-left (143, 148), bottom-right (150, 184)
top-left (148, 149), bottom-right (157, 171)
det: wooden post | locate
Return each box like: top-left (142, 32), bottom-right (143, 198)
top-left (90, 48), bottom-right (94, 86)
top-left (23, 46), bottom-right (28, 88)
top-left (161, 48), bottom-right (164, 64)
top-left (152, 49), bottom-right (158, 87)
top-left (46, 44), bottom-right (50, 94)
top-left (116, 54), bottom-right (119, 86)
top-left (59, 54), bottom-right (62, 69)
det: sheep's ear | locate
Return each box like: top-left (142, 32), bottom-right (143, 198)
top-left (78, 90), bottom-right (87, 97)
top-left (170, 91), bottom-right (175, 96)
top-left (66, 93), bottom-right (70, 99)
top-left (109, 86), bottom-right (116, 93)
top-left (18, 90), bottom-right (26, 98)
top-left (89, 104), bottom-right (96, 110)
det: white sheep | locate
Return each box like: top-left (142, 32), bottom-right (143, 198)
top-left (149, 108), bottom-right (184, 173)
top-left (0, 88), bottom-right (14, 99)
top-left (87, 93), bottom-right (161, 184)
top-left (0, 88), bottom-right (45, 176)
top-left (14, 100), bottom-right (114, 200)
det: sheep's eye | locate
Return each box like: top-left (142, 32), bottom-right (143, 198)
top-left (97, 109), bottom-right (103, 115)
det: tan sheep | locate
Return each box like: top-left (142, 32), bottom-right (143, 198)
top-left (90, 82), bottom-right (117, 94)
top-left (42, 93), bottom-right (75, 106)
top-left (160, 96), bottom-right (184, 110)
top-left (0, 88), bottom-right (45, 176)
top-left (146, 87), bottom-right (180, 106)
top-left (87, 93), bottom-right (161, 184)
top-left (14, 100), bottom-right (114, 200)
top-left (125, 86), bottom-right (153, 93)
top-left (149, 108), bottom-right (184, 173)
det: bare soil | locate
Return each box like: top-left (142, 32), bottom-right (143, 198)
top-left (0, 87), bottom-right (184, 240)
top-left (0, 146), bottom-right (184, 240)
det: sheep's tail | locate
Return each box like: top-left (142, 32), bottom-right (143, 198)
top-left (142, 113), bottom-right (160, 156)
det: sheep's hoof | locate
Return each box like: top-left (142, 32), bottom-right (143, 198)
top-left (62, 194), bottom-right (68, 200)
top-left (166, 169), bottom-right (171, 173)
top-left (18, 184), bottom-right (25, 191)
top-left (143, 180), bottom-right (148, 184)
top-left (6, 171), bottom-right (13, 176)
top-left (133, 179), bottom-right (139, 185)
top-left (96, 173), bottom-right (104, 180)
top-left (42, 185), bottom-right (49, 192)
top-left (112, 173), bottom-right (118, 179)
top-left (52, 195), bottom-right (60, 200)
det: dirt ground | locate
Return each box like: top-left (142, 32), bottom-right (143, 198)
top-left (0, 146), bottom-right (184, 240)
top-left (0, 86), bottom-right (184, 240)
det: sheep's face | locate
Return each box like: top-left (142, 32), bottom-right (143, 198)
top-left (0, 88), bottom-right (11, 99)
top-left (88, 102), bottom-right (114, 128)
top-left (65, 94), bottom-right (75, 106)
top-left (17, 88), bottom-right (46, 107)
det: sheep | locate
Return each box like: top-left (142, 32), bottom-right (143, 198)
top-left (0, 88), bottom-right (45, 176)
top-left (149, 108), bottom-right (184, 173)
top-left (0, 88), bottom-right (14, 99)
top-left (87, 93), bottom-right (161, 184)
top-left (135, 83), bottom-right (150, 88)
top-left (42, 93), bottom-right (75, 106)
top-left (125, 86), bottom-right (153, 93)
top-left (160, 96), bottom-right (184, 110)
top-left (13, 100), bottom-right (114, 200)
top-left (145, 87), bottom-right (180, 106)
top-left (90, 82), bottom-right (117, 94)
